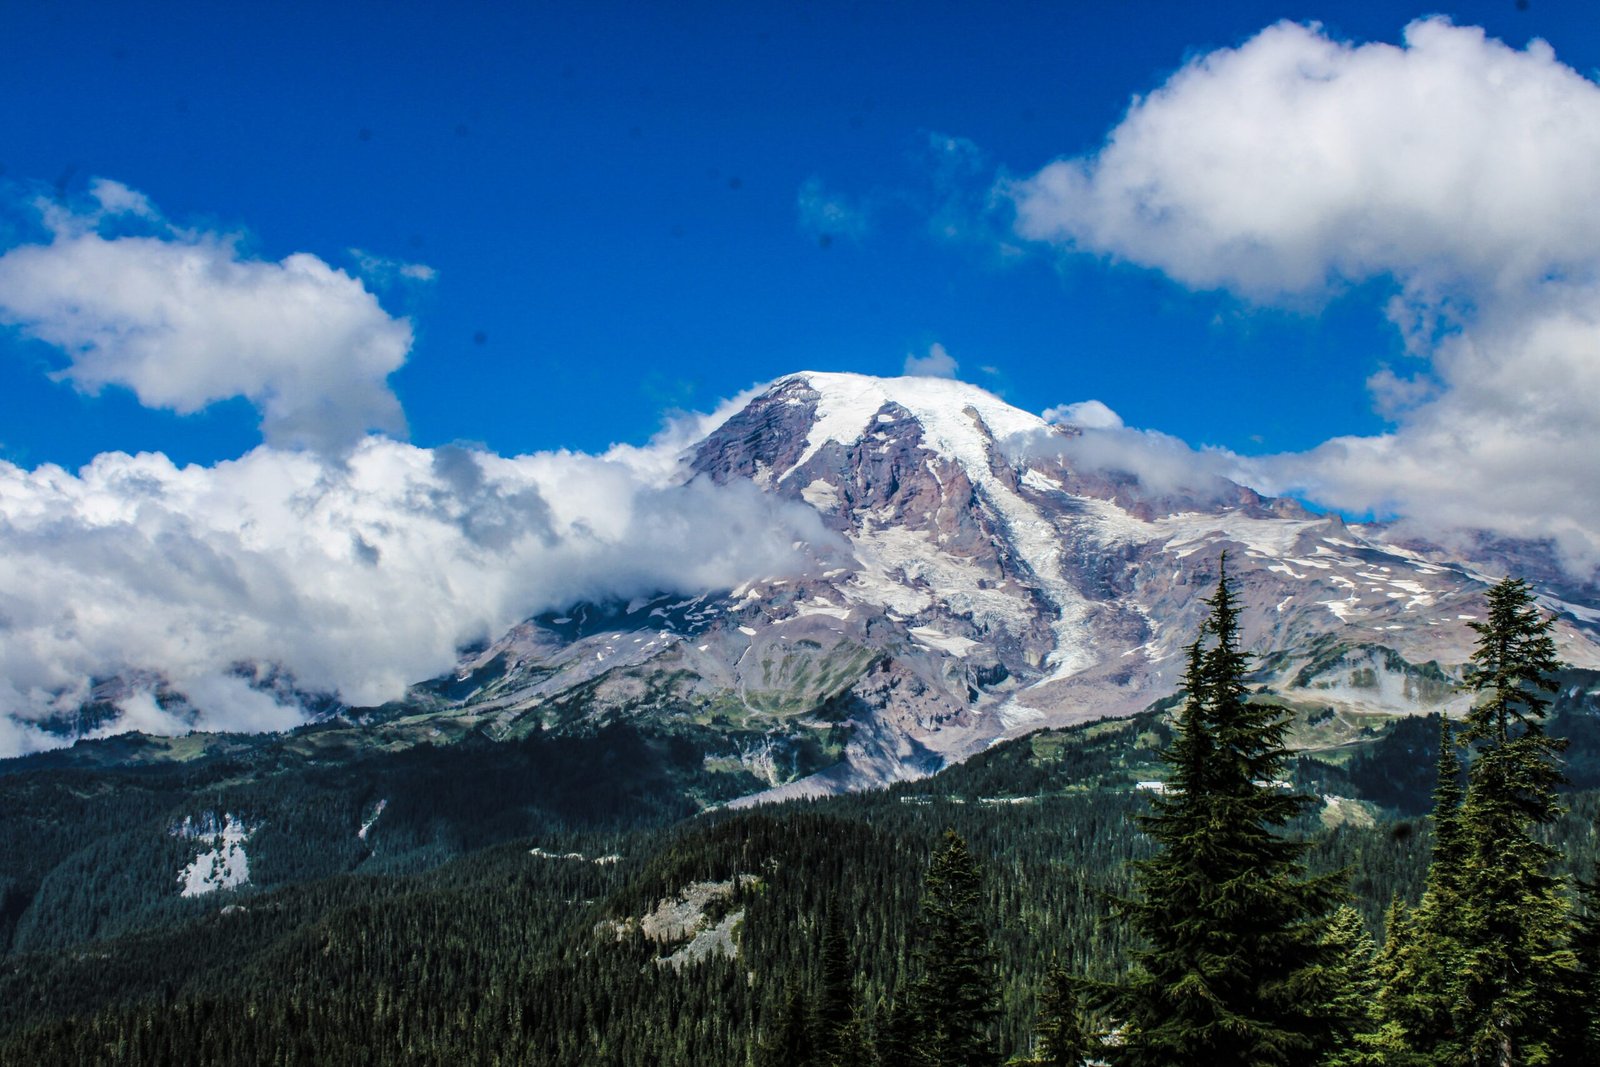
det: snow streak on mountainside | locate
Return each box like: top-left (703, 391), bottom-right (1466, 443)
top-left (412, 371), bottom-right (1600, 799)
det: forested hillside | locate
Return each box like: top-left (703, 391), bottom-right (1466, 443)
top-left (2, 578), bottom-right (1599, 1063)
top-left (1, 724), bottom-right (1597, 1061)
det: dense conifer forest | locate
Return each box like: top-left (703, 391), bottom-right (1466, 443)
top-left (1, 572), bottom-right (1598, 1064)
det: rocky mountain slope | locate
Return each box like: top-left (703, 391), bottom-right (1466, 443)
top-left (390, 371), bottom-right (1600, 798)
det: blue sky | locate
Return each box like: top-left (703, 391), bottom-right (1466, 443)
top-left (2, 0), bottom-right (1590, 469)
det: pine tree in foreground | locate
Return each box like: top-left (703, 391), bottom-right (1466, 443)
top-left (1379, 715), bottom-right (1468, 1063)
top-left (1453, 577), bottom-right (1577, 1066)
top-left (1102, 556), bottom-right (1342, 1067)
top-left (1316, 905), bottom-right (1405, 1067)
top-left (905, 829), bottom-right (1001, 1067)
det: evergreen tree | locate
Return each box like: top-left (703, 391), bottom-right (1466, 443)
top-left (1429, 714), bottom-right (1468, 894)
top-left (1454, 577), bottom-right (1577, 1065)
top-left (1375, 896), bottom-right (1411, 1007)
top-left (762, 983), bottom-right (816, 1067)
top-left (1380, 716), bottom-right (1467, 1063)
top-left (814, 910), bottom-right (854, 1064)
top-left (873, 998), bottom-right (918, 1067)
top-left (1316, 905), bottom-right (1396, 1067)
top-left (829, 1007), bottom-right (877, 1067)
top-left (1373, 899), bottom-right (1431, 1067)
top-left (905, 829), bottom-right (1001, 1067)
top-left (1103, 556), bottom-right (1342, 1066)
top-left (1031, 964), bottom-right (1090, 1066)
top-left (1573, 863), bottom-right (1600, 1063)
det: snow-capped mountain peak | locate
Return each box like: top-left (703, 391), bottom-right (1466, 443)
top-left (775, 370), bottom-right (1052, 474)
top-left (390, 373), bottom-right (1600, 800)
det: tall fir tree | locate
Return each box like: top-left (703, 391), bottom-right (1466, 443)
top-left (829, 1007), bottom-right (877, 1067)
top-left (1103, 556), bottom-right (1342, 1066)
top-left (904, 829), bottom-right (1001, 1067)
top-left (1031, 964), bottom-right (1091, 1066)
top-left (1454, 577), bottom-right (1577, 1065)
top-left (1374, 899), bottom-right (1431, 1067)
top-left (1380, 715), bottom-right (1468, 1064)
top-left (1317, 905), bottom-right (1402, 1067)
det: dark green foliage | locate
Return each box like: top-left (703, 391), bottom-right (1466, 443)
top-left (1346, 713), bottom-right (1450, 816)
top-left (1029, 964), bottom-right (1091, 1066)
top-left (815, 909), bottom-right (854, 1063)
top-left (874, 999), bottom-right (919, 1067)
top-left (905, 829), bottom-right (1001, 1067)
top-left (0, 722), bottom-right (748, 958)
top-left (1454, 577), bottom-right (1578, 1065)
top-left (1574, 864), bottom-right (1600, 1062)
top-left (1379, 716), bottom-right (1469, 1063)
top-left (1103, 558), bottom-right (1342, 1066)
top-left (762, 983), bottom-right (816, 1067)
top-left (1429, 716), bottom-right (1467, 890)
top-left (1461, 578), bottom-right (1564, 750)
top-left (3, 740), bottom-right (1600, 1064)
top-left (1376, 578), bottom-right (1590, 1065)
top-left (1316, 906), bottom-right (1392, 1067)
top-left (831, 1007), bottom-right (877, 1067)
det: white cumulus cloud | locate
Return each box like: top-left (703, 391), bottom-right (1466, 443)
top-left (0, 434), bottom-right (839, 757)
top-left (1042, 399), bottom-right (1122, 431)
top-left (0, 181), bottom-right (413, 453)
top-left (1006, 18), bottom-right (1600, 572)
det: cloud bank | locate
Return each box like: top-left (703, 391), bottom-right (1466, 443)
top-left (1033, 400), bottom-right (1247, 501)
top-left (0, 181), bottom-right (412, 453)
top-left (1008, 18), bottom-right (1600, 570)
top-left (0, 436), bottom-right (836, 756)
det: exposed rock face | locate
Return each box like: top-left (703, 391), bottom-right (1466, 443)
top-left (416, 371), bottom-right (1600, 798)
top-left (595, 875), bottom-right (759, 971)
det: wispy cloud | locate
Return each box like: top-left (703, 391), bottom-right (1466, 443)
top-left (0, 181), bottom-right (413, 454)
top-left (350, 248), bottom-right (438, 285)
top-left (1006, 18), bottom-right (1600, 572)
top-left (903, 342), bottom-right (959, 379)
top-left (796, 177), bottom-right (870, 245)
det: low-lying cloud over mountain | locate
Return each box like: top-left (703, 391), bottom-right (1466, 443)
top-left (0, 436), bottom-right (836, 756)
top-left (1007, 17), bottom-right (1600, 570)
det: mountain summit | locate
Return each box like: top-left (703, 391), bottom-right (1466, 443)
top-left (407, 371), bottom-right (1600, 798)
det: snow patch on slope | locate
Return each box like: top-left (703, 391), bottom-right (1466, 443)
top-left (173, 812), bottom-right (253, 897)
top-left (1081, 498), bottom-right (1322, 558)
top-left (357, 798), bottom-right (387, 842)
top-left (909, 625), bottom-right (979, 656)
